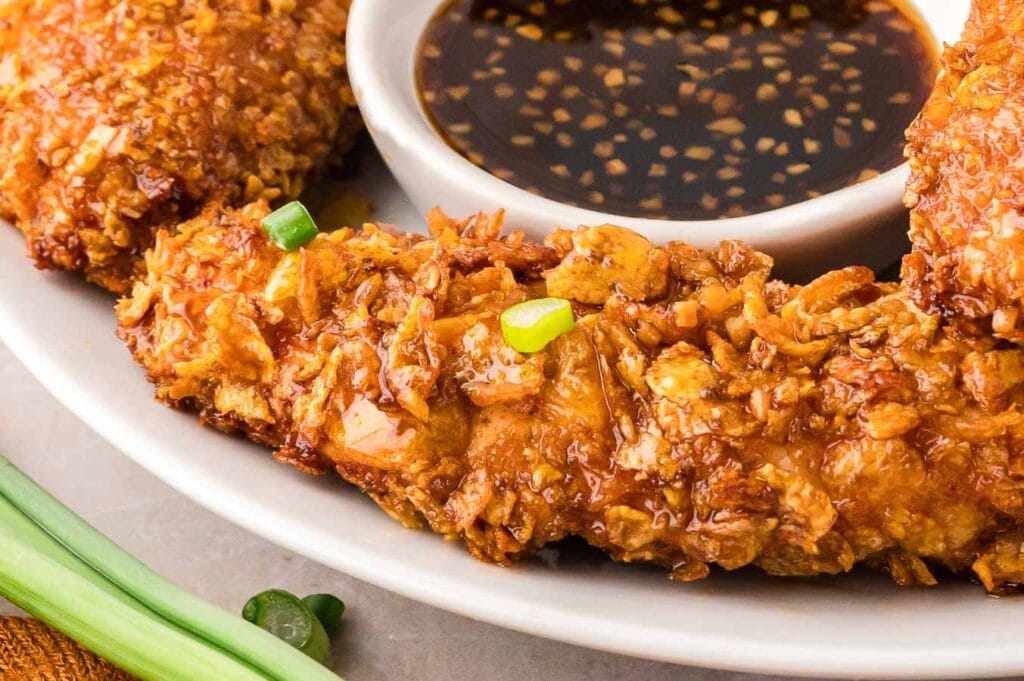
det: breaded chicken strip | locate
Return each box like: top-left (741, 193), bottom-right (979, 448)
top-left (118, 203), bottom-right (1024, 591)
top-left (903, 0), bottom-right (1024, 340)
top-left (0, 0), bottom-right (360, 292)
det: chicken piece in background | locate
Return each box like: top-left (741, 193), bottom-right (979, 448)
top-left (0, 0), bottom-right (361, 293)
top-left (903, 0), bottom-right (1024, 340)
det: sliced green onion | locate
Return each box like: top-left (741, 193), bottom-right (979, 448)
top-left (243, 590), bottom-right (330, 663)
top-left (261, 201), bottom-right (319, 250)
top-left (0, 456), bottom-right (342, 681)
top-left (500, 297), bottom-right (575, 353)
top-left (302, 594), bottom-right (345, 636)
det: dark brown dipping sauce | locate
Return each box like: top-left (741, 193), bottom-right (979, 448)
top-left (416, 0), bottom-right (938, 220)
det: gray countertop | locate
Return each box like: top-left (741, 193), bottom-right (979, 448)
top-left (0, 341), bottom-right (994, 681)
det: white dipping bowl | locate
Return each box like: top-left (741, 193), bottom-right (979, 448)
top-left (348, 0), bottom-right (970, 279)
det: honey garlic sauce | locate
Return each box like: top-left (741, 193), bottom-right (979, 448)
top-left (417, 0), bottom-right (938, 220)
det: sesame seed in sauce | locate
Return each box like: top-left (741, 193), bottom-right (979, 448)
top-left (417, 0), bottom-right (938, 220)
top-left (685, 146), bottom-right (715, 161)
top-left (760, 10), bottom-right (780, 27)
top-left (604, 68), bottom-right (626, 87)
top-left (828, 41), bottom-right (858, 55)
top-left (707, 117), bottom-right (746, 135)
top-left (594, 141), bottom-right (615, 158)
top-left (756, 83), bottom-right (780, 101)
top-left (605, 158), bottom-right (629, 176)
top-left (580, 113), bottom-right (607, 130)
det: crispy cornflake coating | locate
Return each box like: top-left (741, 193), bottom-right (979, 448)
top-left (903, 0), bottom-right (1024, 340)
top-left (0, 0), bottom-right (360, 292)
top-left (118, 203), bottom-right (1024, 591)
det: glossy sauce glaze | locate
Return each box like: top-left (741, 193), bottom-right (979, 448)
top-left (417, 0), bottom-right (938, 220)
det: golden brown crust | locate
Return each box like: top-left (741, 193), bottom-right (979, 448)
top-left (903, 0), bottom-right (1024, 340)
top-left (0, 0), bottom-right (360, 292)
top-left (117, 203), bottom-right (1024, 591)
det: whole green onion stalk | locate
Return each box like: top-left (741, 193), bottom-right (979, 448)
top-left (0, 456), bottom-right (343, 681)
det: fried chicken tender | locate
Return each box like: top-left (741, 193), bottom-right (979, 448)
top-left (0, 0), bottom-right (360, 293)
top-left (904, 0), bottom-right (1024, 340)
top-left (117, 203), bottom-right (1024, 591)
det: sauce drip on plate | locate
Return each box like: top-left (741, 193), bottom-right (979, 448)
top-left (417, 0), bottom-right (938, 220)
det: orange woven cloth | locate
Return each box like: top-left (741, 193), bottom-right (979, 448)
top-left (0, 616), bottom-right (134, 680)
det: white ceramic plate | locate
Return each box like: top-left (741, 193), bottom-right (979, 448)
top-left (3, 146), bottom-right (1024, 681)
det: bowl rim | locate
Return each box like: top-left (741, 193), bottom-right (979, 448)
top-left (347, 0), bottom-right (954, 244)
